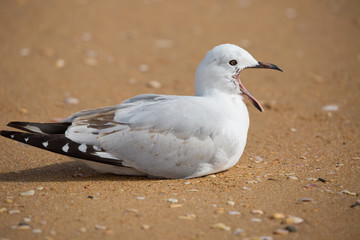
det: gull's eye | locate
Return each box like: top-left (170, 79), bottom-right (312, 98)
top-left (229, 59), bottom-right (237, 66)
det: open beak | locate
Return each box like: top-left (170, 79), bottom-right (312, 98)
top-left (252, 61), bottom-right (283, 72)
top-left (237, 61), bottom-right (282, 112)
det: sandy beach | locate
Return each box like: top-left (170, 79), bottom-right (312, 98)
top-left (0, 0), bottom-right (359, 239)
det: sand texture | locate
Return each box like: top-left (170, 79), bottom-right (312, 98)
top-left (0, 0), bottom-right (359, 239)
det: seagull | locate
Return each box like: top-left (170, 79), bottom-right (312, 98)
top-left (0, 44), bottom-right (282, 179)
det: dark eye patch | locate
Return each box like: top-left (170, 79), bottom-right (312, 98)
top-left (229, 60), bottom-right (237, 66)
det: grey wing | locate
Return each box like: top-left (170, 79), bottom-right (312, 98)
top-left (63, 94), bottom-right (165, 122)
top-left (66, 94), bottom-right (231, 178)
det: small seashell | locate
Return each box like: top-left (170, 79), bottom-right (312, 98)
top-left (141, 224), bottom-right (150, 230)
top-left (147, 80), bottom-right (162, 89)
top-left (138, 64), bottom-right (149, 72)
top-left (211, 223), bottom-right (231, 231)
top-left (254, 155), bottom-right (263, 163)
top-left (227, 201), bottom-right (235, 206)
top-left (55, 59), bottom-right (65, 68)
top-left (18, 108), bottom-right (28, 114)
top-left (17, 222), bottom-right (31, 230)
top-left (215, 208), bottom-right (224, 214)
top-left (284, 225), bottom-right (297, 232)
top-left (283, 216), bottom-right (304, 224)
top-left (260, 236), bottom-right (273, 240)
top-left (273, 228), bottom-right (289, 235)
top-left (84, 57), bottom-right (98, 66)
top-left (167, 198), bottom-right (178, 203)
top-left (188, 189), bottom-right (199, 192)
top-left (297, 197), bottom-right (314, 202)
top-left (178, 214), bottom-right (196, 220)
top-left (233, 228), bottom-right (245, 236)
top-left (19, 47), bottom-right (30, 56)
top-left (8, 209), bottom-right (20, 214)
top-left (288, 176), bottom-right (299, 180)
top-left (20, 190), bottom-right (35, 196)
top-left (251, 209), bottom-right (264, 215)
top-left (65, 97), bottom-right (79, 105)
top-left (170, 203), bottom-right (183, 208)
top-left (339, 190), bottom-right (357, 196)
top-left (33, 229), bottom-right (42, 233)
top-left (251, 218), bottom-right (262, 222)
top-left (95, 224), bottom-right (106, 230)
top-left (322, 105), bottom-right (339, 111)
top-left (270, 213), bottom-right (285, 220)
top-left (228, 211), bottom-right (241, 215)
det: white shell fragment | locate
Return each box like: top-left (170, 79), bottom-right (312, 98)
top-left (20, 190), bottom-right (35, 196)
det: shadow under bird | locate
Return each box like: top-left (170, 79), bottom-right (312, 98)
top-left (1, 44), bottom-right (282, 179)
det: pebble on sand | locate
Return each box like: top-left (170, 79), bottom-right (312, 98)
top-left (17, 222), bottom-right (31, 230)
top-left (283, 216), bottom-right (304, 224)
top-left (84, 57), bottom-right (98, 66)
top-left (270, 213), bottom-right (285, 220)
top-left (170, 203), bottom-right (183, 208)
top-left (141, 224), bottom-right (150, 230)
top-left (138, 64), bottom-right (149, 72)
top-left (288, 176), bottom-right (299, 180)
top-left (322, 105), bottom-right (339, 111)
top-left (233, 228), bottom-right (245, 236)
top-left (350, 200), bottom-right (360, 208)
top-left (65, 97), bottom-right (79, 105)
top-left (95, 224), bottom-right (107, 230)
top-left (18, 108), bottom-right (28, 114)
top-left (20, 190), bottom-right (35, 196)
top-left (339, 190), bottom-right (357, 196)
top-left (168, 198), bottom-right (178, 203)
top-left (55, 59), bottom-right (65, 68)
top-left (154, 39), bottom-right (173, 48)
top-left (284, 225), bottom-right (297, 232)
top-left (251, 218), bottom-right (262, 222)
top-left (147, 80), bottom-right (162, 89)
top-left (19, 47), bottom-right (30, 57)
top-left (297, 197), bottom-right (314, 202)
top-left (33, 229), bottom-right (42, 233)
top-left (227, 201), bottom-right (235, 206)
top-left (273, 228), bottom-right (289, 235)
top-left (8, 209), bottom-right (20, 214)
top-left (211, 223), bottom-right (231, 231)
top-left (228, 211), bottom-right (241, 215)
top-left (178, 214), bottom-right (196, 220)
top-left (251, 209), bottom-right (264, 215)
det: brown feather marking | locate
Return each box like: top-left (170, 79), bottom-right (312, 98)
top-left (73, 110), bottom-right (118, 130)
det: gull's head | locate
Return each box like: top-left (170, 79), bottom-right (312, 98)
top-left (195, 44), bottom-right (282, 112)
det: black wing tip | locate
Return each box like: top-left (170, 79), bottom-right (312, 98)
top-left (5, 121), bottom-right (71, 134)
top-left (0, 130), bottom-right (17, 138)
top-left (0, 130), bottom-right (125, 167)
